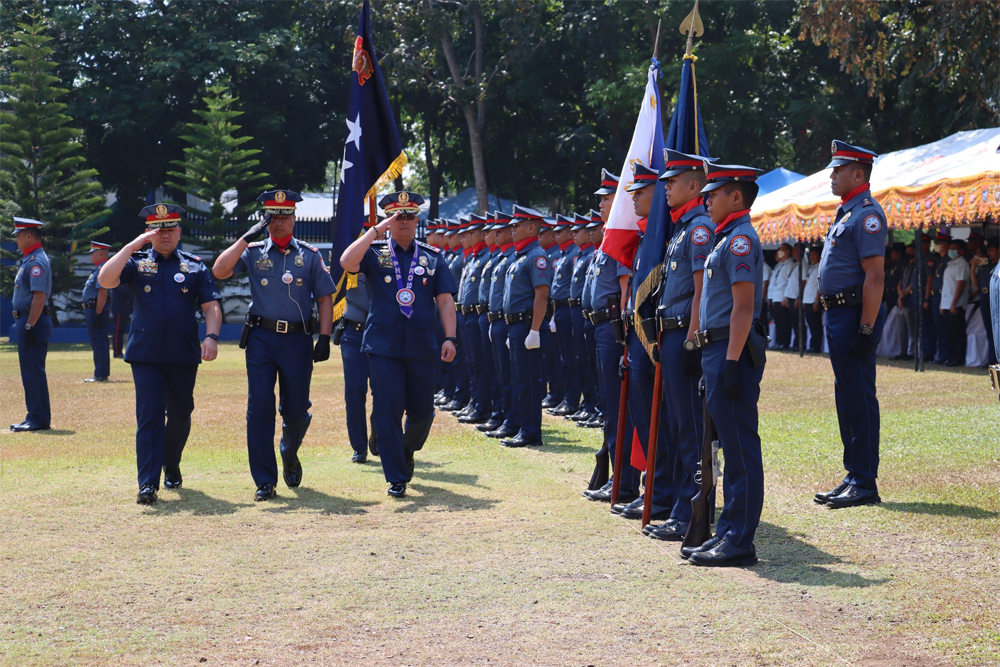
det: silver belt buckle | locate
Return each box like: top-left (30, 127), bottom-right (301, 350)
top-left (989, 365), bottom-right (1000, 392)
top-left (693, 330), bottom-right (708, 348)
top-left (276, 320), bottom-right (289, 334)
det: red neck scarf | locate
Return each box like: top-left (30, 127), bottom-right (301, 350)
top-left (500, 242), bottom-right (514, 253)
top-left (636, 217), bottom-right (648, 234)
top-left (579, 243), bottom-right (594, 251)
top-left (514, 236), bottom-right (539, 253)
top-left (840, 183), bottom-right (870, 204)
top-left (559, 240), bottom-right (574, 251)
top-left (22, 242), bottom-right (42, 257)
top-left (463, 246), bottom-right (475, 257)
top-left (488, 243), bottom-right (499, 252)
top-left (714, 209), bottom-right (751, 234)
top-left (669, 196), bottom-right (702, 223)
top-left (270, 234), bottom-right (292, 252)
top-left (472, 241), bottom-right (487, 255)
top-left (541, 239), bottom-right (556, 250)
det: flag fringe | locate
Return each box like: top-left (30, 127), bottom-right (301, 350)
top-left (365, 151), bottom-right (408, 203)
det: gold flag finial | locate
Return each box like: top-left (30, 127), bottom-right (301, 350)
top-left (680, 0), bottom-right (704, 57)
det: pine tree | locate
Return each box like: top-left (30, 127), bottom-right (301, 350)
top-left (165, 83), bottom-right (270, 317)
top-left (0, 12), bottom-right (109, 307)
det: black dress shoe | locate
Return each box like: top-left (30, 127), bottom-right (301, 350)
top-left (388, 482), bottom-right (407, 498)
top-left (434, 395), bottom-right (451, 406)
top-left (582, 416), bottom-right (603, 429)
top-left (84, 376), bottom-right (109, 383)
top-left (455, 405), bottom-right (475, 418)
top-left (541, 396), bottom-right (559, 409)
top-left (545, 401), bottom-right (568, 415)
top-left (486, 427), bottom-right (517, 439)
top-left (680, 534), bottom-right (723, 560)
top-left (583, 481), bottom-right (614, 502)
top-left (405, 450), bottom-right (415, 482)
top-left (611, 497), bottom-right (642, 516)
top-left (351, 452), bottom-right (367, 464)
top-left (254, 483), bottom-right (276, 502)
top-left (500, 435), bottom-right (542, 448)
top-left (569, 410), bottom-right (591, 422)
top-left (136, 484), bottom-right (158, 505)
top-left (621, 502), bottom-right (672, 521)
top-left (649, 520), bottom-right (689, 541)
top-left (163, 466), bottom-right (183, 489)
top-left (826, 484), bottom-right (880, 509)
top-left (441, 400), bottom-right (464, 412)
top-left (10, 422), bottom-right (50, 432)
top-left (282, 454), bottom-right (302, 487)
top-left (688, 540), bottom-right (757, 567)
top-left (477, 419), bottom-right (503, 432)
top-left (457, 412), bottom-right (489, 424)
top-left (550, 404), bottom-right (579, 417)
top-left (813, 480), bottom-right (849, 504)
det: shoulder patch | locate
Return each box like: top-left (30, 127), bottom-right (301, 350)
top-left (30, 265), bottom-right (43, 277)
top-left (417, 240), bottom-right (441, 253)
top-left (180, 250), bottom-right (203, 262)
top-left (691, 226), bottom-right (711, 245)
top-left (730, 235), bottom-right (752, 256)
top-left (535, 256), bottom-right (548, 270)
top-left (863, 215), bottom-right (882, 233)
top-left (298, 241), bottom-right (319, 252)
top-left (248, 241), bottom-right (265, 248)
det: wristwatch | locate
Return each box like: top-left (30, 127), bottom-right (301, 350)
top-left (444, 336), bottom-right (457, 344)
top-left (859, 324), bottom-right (873, 336)
top-left (205, 333), bottom-right (219, 341)
top-left (24, 322), bottom-right (33, 331)
top-left (683, 339), bottom-right (697, 351)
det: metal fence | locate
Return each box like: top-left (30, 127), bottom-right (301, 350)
top-left (183, 214), bottom-right (334, 244)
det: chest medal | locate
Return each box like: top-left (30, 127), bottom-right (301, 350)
top-left (255, 256), bottom-right (273, 271)
top-left (138, 260), bottom-right (158, 275)
top-left (294, 255), bottom-right (304, 267)
top-left (179, 262), bottom-right (190, 273)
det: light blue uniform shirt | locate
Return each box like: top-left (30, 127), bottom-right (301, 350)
top-left (343, 272), bottom-right (370, 324)
top-left (571, 245), bottom-right (596, 301)
top-left (700, 214), bottom-right (764, 330)
top-left (82, 262), bottom-right (106, 302)
top-left (659, 204), bottom-right (714, 318)
top-left (13, 246), bottom-right (52, 311)
top-left (503, 240), bottom-right (552, 315)
top-left (234, 237), bottom-right (336, 323)
top-left (488, 246), bottom-right (516, 313)
top-left (583, 249), bottom-right (630, 313)
top-left (551, 244), bottom-right (580, 301)
top-left (818, 188), bottom-right (888, 295)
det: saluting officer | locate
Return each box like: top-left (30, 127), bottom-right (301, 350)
top-left (645, 150), bottom-right (715, 541)
top-left (814, 141), bottom-right (887, 509)
top-left (83, 241), bottom-right (112, 383)
top-left (339, 216), bottom-right (379, 464)
top-left (98, 204), bottom-right (222, 504)
top-left (548, 215), bottom-right (582, 416)
top-left (339, 191), bottom-right (458, 498)
top-left (10, 218), bottom-right (53, 432)
top-left (484, 212), bottom-right (520, 439)
top-left (500, 206), bottom-right (553, 448)
top-left (684, 161), bottom-right (766, 567)
top-left (567, 213), bottom-right (598, 423)
top-left (213, 190), bottom-right (336, 502)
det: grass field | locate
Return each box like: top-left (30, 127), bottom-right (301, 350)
top-left (1, 341), bottom-right (998, 666)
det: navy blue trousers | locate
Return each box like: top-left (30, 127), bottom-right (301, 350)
top-left (245, 328), bottom-right (314, 486)
top-left (660, 328), bottom-right (703, 523)
top-left (462, 311), bottom-right (489, 414)
top-left (980, 296), bottom-right (997, 364)
top-left (507, 321), bottom-right (547, 441)
top-left (479, 313), bottom-right (502, 421)
top-left (553, 305), bottom-right (580, 409)
top-left (448, 323), bottom-right (469, 405)
top-left (368, 354), bottom-right (436, 484)
top-left (112, 310), bottom-right (131, 357)
top-left (702, 342), bottom-right (764, 549)
top-left (340, 326), bottom-right (372, 455)
top-left (130, 362), bottom-right (198, 488)
top-left (594, 320), bottom-right (640, 494)
top-left (490, 320), bottom-right (518, 432)
top-left (570, 306), bottom-right (599, 413)
top-left (16, 315), bottom-right (52, 427)
top-left (826, 304), bottom-right (886, 490)
top-left (544, 333), bottom-right (562, 402)
top-left (626, 329), bottom-right (674, 509)
top-left (85, 307), bottom-right (111, 378)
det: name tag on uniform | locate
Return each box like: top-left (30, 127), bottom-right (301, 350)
top-left (138, 260), bottom-right (157, 274)
top-left (670, 261), bottom-right (677, 271)
top-left (707, 269), bottom-right (713, 279)
top-left (255, 256), bottom-right (273, 271)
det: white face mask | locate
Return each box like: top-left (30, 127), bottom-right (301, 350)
top-left (947, 249), bottom-right (959, 259)
top-left (776, 250), bottom-right (786, 260)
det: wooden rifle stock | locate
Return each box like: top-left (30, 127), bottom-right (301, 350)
top-left (610, 354), bottom-right (630, 505)
top-left (682, 386), bottom-right (716, 550)
top-left (640, 334), bottom-right (664, 528)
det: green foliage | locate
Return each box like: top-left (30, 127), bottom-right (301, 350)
top-left (0, 12), bottom-right (109, 306)
top-left (165, 84), bottom-right (269, 317)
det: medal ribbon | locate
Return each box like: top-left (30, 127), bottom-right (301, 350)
top-left (389, 241), bottom-right (420, 319)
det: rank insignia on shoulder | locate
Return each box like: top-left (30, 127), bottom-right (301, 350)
top-left (299, 241), bottom-right (318, 253)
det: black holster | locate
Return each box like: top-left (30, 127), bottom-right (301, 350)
top-left (332, 318), bottom-right (345, 346)
top-left (239, 323), bottom-right (251, 349)
top-left (609, 301), bottom-right (625, 344)
top-left (745, 318), bottom-right (769, 368)
top-left (639, 317), bottom-right (658, 342)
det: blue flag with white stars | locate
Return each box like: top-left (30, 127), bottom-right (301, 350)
top-left (331, 0), bottom-right (406, 306)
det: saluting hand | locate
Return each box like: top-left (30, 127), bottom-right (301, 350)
top-left (201, 337), bottom-right (218, 361)
top-left (441, 339), bottom-right (456, 362)
top-left (375, 214), bottom-right (398, 235)
top-left (129, 229), bottom-right (161, 251)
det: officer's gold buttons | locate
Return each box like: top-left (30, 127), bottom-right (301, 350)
top-left (144, 285), bottom-right (151, 293)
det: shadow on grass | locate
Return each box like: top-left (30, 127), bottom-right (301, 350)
top-left (538, 430), bottom-right (597, 454)
top-left (755, 522), bottom-right (891, 588)
top-left (26, 429), bottom-right (76, 436)
top-left (392, 482), bottom-right (500, 513)
top-left (260, 485), bottom-right (379, 516)
top-left (152, 487), bottom-right (248, 515)
top-left (880, 501), bottom-right (999, 519)
top-left (359, 459), bottom-right (488, 488)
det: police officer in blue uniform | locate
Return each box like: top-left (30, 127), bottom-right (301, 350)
top-left (500, 206), bottom-right (553, 448)
top-left (578, 211), bottom-right (608, 430)
top-left (10, 218), bottom-right (53, 432)
top-left (83, 241), bottom-right (112, 382)
top-left (814, 141), bottom-right (888, 509)
top-left (645, 150), bottom-right (715, 541)
top-left (456, 215), bottom-right (492, 423)
top-left (539, 218), bottom-right (562, 409)
top-left (683, 161), bottom-right (766, 566)
top-left (567, 213), bottom-right (598, 423)
top-left (98, 204), bottom-right (223, 504)
top-left (484, 212), bottom-right (520, 439)
top-left (440, 219), bottom-right (469, 412)
top-left (475, 216), bottom-right (505, 434)
top-left (340, 191), bottom-right (458, 498)
top-left (548, 215), bottom-right (582, 416)
top-left (338, 217), bottom-right (379, 464)
top-left (111, 282), bottom-right (133, 359)
top-left (213, 190), bottom-right (336, 502)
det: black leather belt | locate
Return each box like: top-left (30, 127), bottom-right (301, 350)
top-left (504, 311), bottom-right (533, 325)
top-left (83, 299), bottom-right (98, 309)
top-left (820, 285), bottom-right (863, 311)
top-left (586, 308), bottom-right (613, 325)
top-left (13, 306), bottom-right (49, 319)
top-left (552, 298), bottom-right (572, 309)
top-left (344, 319), bottom-right (364, 332)
top-left (567, 297), bottom-right (581, 307)
top-left (693, 326), bottom-right (730, 348)
top-left (488, 311), bottom-right (504, 323)
top-left (246, 312), bottom-right (311, 334)
top-left (657, 314), bottom-right (690, 331)
top-left (930, 288), bottom-right (940, 297)
top-left (475, 305), bottom-right (489, 315)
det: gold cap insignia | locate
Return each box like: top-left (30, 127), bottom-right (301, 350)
top-left (275, 191), bottom-right (287, 203)
top-left (155, 204), bottom-right (168, 218)
top-left (831, 141), bottom-right (837, 155)
top-left (398, 192), bottom-right (410, 205)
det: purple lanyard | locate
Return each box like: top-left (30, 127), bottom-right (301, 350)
top-left (388, 241), bottom-right (420, 318)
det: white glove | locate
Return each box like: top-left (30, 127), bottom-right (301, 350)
top-left (506, 337), bottom-right (510, 349)
top-left (525, 330), bottom-right (541, 349)
top-left (549, 318), bottom-right (557, 333)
